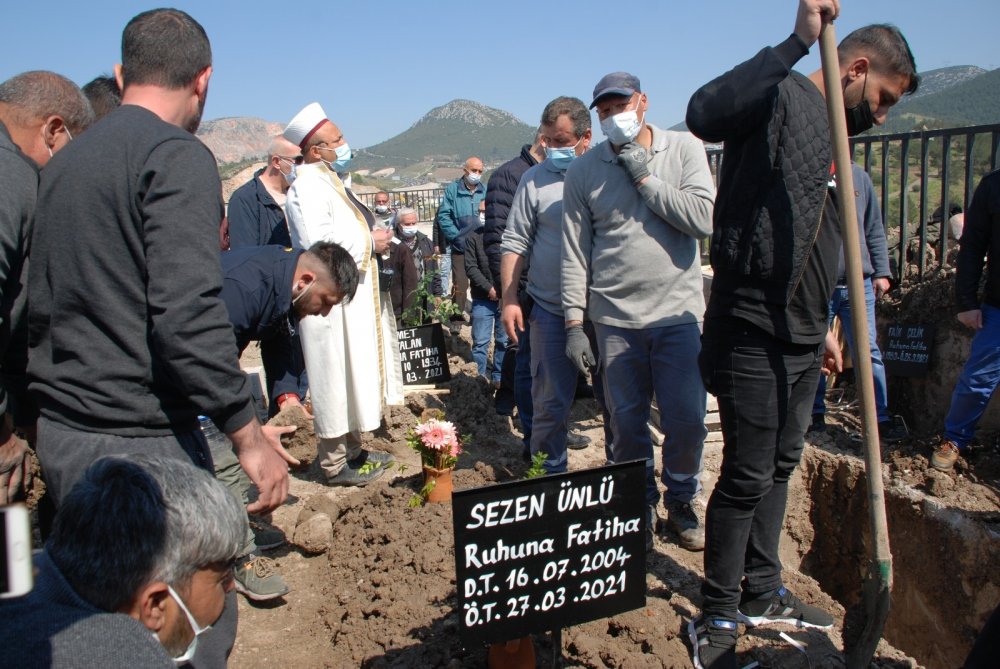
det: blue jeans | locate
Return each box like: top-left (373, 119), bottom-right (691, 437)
top-left (812, 278), bottom-right (890, 422)
top-left (699, 318), bottom-right (823, 618)
top-left (596, 321), bottom-right (706, 506)
top-left (944, 303), bottom-right (1000, 449)
top-left (528, 306), bottom-right (579, 474)
top-left (471, 298), bottom-right (508, 382)
top-left (514, 319), bottom-right (533, 449)
top-left (439, 249), bottom-right (452, 295)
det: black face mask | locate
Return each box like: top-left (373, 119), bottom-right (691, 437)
top-left (845, 73), bottom-right (875, 136)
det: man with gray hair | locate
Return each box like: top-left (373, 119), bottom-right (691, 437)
top-left (227, 134), bottom-right (302, 248)
top-left (0, 454), bottom-right (247, 667)
top-left (0, 70), bottom-right (93, 505)
top-left (562, 72), bottom-right (716, 552)
top-left (501, 96), bottom-right (595, 474)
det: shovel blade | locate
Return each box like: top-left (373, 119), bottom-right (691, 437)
top-left (844, 559), bottom-right (892, 668)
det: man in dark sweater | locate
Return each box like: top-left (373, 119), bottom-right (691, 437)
top-left (27, 10), bottom-right (295, 667)
top-left (227, 135), bottom-right (301, 248)
top-left (685, 1), bottom-right (918, 666)
top-left (0, 71), bottom-right (93, 505)
top-left (0, 455), bottom-right (247, 668)
top-left (465, 222), bottom-right (508, 384)
top-left (932, 169), bottom-right (1000, 472)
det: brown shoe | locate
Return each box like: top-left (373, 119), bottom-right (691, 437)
top-left (930, 440), bottom-right (960, 472)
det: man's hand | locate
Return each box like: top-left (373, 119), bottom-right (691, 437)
top-left (502, 303), bottom-right (523, 344)
top-left (957, 309), bottom-right (983, 330)
top-left (617, 142), bottom-right (651, 185)
top-left (822, 329), bottom-right (843, 377)
top-left (488, 287), bottom-right (498, 301)
top-left (565, 324), bottom-right (596, 375)
top-left (229, 421), bottom-right (298, 514)
top-left (873, 277), bottom-right (890, 299)
top-left (0, 426), bottom-right (32, 505)
top-left (794, 0), bottom-right (840, 48)
top-left (371, 227), bottom-right (392, 254)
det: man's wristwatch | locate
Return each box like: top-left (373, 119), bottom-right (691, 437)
top-left (275, 393), bottom-right (299, 408)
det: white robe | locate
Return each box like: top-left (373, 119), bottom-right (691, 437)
top-left (285, 162), bottom-right (403, 438)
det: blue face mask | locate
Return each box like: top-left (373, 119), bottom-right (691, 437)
top-left (545, 139), bottom-right (583, 171)
top-left (333, 143), bottom-right (352, 171)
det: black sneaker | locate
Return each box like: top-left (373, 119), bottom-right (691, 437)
top-left (687, 615), bottom-right (738, 669)
top-left (364, 449), bottom-right (396, 467)
top-left (737, 586), bottom-right (833, 629)
top-left (566, 431), bottom-right (591, 450)
top-left (664, 499), bottom-right (705, 551)
top-left (878, 415), bottom-right (908, 444)
top-left (806, 414), bottom-right (826, 434)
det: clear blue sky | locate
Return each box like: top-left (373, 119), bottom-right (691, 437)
top-left (3, 0), bottom-right (997, 148)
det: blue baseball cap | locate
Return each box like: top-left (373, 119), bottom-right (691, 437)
top-left (590, 72), bottom-right (641, 109)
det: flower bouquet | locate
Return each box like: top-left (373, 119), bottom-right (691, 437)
top-left (408, 409), bottom-right (465, 504)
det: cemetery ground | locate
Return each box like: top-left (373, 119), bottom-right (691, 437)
top-left (230, 316), bottom-right (1000, 669)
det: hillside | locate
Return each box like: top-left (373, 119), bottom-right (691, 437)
top-left (860, 65), bottom-right (1000, 134)
top-left (352, 99), bottom-right (535, 172)
top-left (197, 117), bottom-right (283, 163)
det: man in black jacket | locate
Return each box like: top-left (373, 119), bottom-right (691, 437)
top-left (485, 134), bottom-right (543, 415)
top-left (685, 1), bottom-right (918, 666)
top-left (465, 221), bottom-right (508, 384)
top-left (932, 170), bottom-right (1000, 472)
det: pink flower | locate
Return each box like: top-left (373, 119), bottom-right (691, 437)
top-left (416, 419), bottom-right (457, 452)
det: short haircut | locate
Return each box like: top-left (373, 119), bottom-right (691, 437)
top-left (82, 75), bottom-right (121, 121)
top-left (540, 96), bottom-right (591, 139)
top-left (0, 71), bottom-right (95, 134)
top-left (839, 24), bottom-right (920, 95)
top-left (47, 454), bottom-right (245, 612)
top-left (375, 191), bottom-right (389, 199)
top-left (121, 8), bottom-right (212, 90)
top-left (306, 241), bottom-right (359, 303)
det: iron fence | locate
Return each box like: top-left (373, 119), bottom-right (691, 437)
top-left (355, 188), bottom-right (446, 226)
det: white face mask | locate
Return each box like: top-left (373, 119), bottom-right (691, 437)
top-left (600, 103), bottom-right (644, 145)
top-left (155, 585), bottom-right (211, 665)
top-left (374, 204), bottom-right (390, 214)
top-left (465, 172), bottom-right (482, 186)
top-left (400, 225), bottom-right (418, 238)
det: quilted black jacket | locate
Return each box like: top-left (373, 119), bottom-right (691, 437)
top-left (687, 34), bottom-right (832, 308)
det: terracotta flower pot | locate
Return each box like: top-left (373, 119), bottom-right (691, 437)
top-left (423, 465), bottom-right (454, 504)
top-left (487, 636), bottom-right (535, 668)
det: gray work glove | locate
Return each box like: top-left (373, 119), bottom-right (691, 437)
top-left (617, 142), bottom-right (651, 184)
top-left (565, 325), bottom-right (596, 375)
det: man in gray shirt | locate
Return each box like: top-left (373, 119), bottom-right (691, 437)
top-left (562, 72), bottom-right (715, 551)
top-left (501, 96), bottom-right (599, 475)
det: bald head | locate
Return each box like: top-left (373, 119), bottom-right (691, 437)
top-left (464, 156), bottom-right (483, 172)
top-left (267, 135), bottom-right (301, 161)
top-left (0, 70), bottom-right (94, 165)
top-left (463, 156), bottom-right (484, 186)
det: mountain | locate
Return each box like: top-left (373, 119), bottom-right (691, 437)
top-left (197, 117), bottom-right (283, 163)
top-left (901, 65), bottom-right (986, 101)
top-left (877, 66), bottom-right (1000, 133)
top-left (352, 99), bottom-right (535, 172)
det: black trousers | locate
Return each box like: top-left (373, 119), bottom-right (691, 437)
top-left (698, 318), bottom-right (823, 618)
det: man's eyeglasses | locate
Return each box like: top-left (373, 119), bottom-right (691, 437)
top-left (278, 155), bottom-right (304, 165)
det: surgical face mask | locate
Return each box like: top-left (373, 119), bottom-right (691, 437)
top-left (479, 212), bottom-right (486, 224)
top-left (546, 137), bottom-right (583, 171)
top-left (600, 103), bottom-right (643, 145)
top-left (320, 143), bottom-right (353, 172)
top-left (156, 585), bottom-right (210, 665)
top-left (465, 172), bottom-right (482, 186)
top-left (400, 225), bottom-right (418, 238)
top-left (279, 159), bottom-right (297, 185)
top-left (292, 279), bottom-right (314, 305)
top-left (845, 73), bottom-right (875, 136)
top-left (374, 204), bottom-right (390, 214)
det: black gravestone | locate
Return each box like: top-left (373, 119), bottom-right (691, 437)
top-left (883, 323), bottom-right (935, 377)
top-left (398, 323), bottom-right (451, 386)
top-left (452, 461), bottom-right (646, 646)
